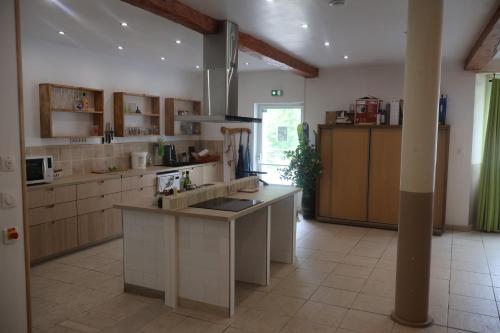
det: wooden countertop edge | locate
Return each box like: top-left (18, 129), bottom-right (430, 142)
top-left (115, 187), bottom-right (302, 222)
top-left (26, 162), bottom-right (222, 191)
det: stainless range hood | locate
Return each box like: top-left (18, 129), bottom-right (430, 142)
top-left (175, 21), bottom-right (262, 123)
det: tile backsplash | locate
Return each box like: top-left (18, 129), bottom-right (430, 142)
top-left (25, 140), bottom-right (223, 178)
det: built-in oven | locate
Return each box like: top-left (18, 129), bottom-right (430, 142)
top-left (26, 155), bottom-right (54, 185)
top-left (156, 170), bottom-right (180, 194)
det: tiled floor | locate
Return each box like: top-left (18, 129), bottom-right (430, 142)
top-left (31, 218), bottom-right (500, 333)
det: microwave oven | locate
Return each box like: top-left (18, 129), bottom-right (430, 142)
top-left (26, 155), bottom-right (54, 185)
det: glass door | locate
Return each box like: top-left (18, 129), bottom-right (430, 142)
top-left (255, 104), bottom-right (304, 185)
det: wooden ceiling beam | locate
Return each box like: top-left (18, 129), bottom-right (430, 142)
top-left (121, 0), bottom-right (319, 78)
top-left (121, 0), bottom-right (219, 34)
top-left (239, 32), bottom-right (319, 78)
top-left (465, 3), bottom-right (500, 71)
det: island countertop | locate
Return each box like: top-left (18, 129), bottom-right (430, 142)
top-left (115, 185), bottom-right (301, 221)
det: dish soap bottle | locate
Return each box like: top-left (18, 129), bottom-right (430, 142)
top-left (179, 171), bottom-right (186, 192)
top-left (185, 171), bottom-right (192, 187)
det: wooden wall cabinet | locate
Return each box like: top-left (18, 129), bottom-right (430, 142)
top-left (316, 125), bottom-right (450, 234)
top-left (114, 92), bottom-right (160, 137)
top-left (39, 83), bottom-right (104, 138)
top-left (165, 98), bottom-right (201, 136)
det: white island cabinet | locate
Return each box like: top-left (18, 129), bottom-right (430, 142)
top-left (117, 185), bottom-right (300, 317)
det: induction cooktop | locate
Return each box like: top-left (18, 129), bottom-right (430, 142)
top-left (190, 197), bottom-right (263, 212)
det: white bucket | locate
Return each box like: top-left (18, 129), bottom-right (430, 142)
top-left (131, 152), bottom-right (148, 169)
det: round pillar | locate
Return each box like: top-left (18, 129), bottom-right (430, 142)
top-left (392, 0), bottom-right (443, 327)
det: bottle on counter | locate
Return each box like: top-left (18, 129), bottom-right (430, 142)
top-left (179, 171), bottom-right (186, 192)
top-left (185, 171), bottom-right (192, 186)
top-left (82, 92), bottom-right (89, 110)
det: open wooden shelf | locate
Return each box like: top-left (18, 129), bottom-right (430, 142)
top-left (165, 97), bottom-right (201, 136)
top-left (39, 83), bottom-right (104, 138)
top-left (114, 92), bottom-right (160, 137)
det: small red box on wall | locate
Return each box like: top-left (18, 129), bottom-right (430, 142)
top-left (355, 98), bottom-right (379, 125)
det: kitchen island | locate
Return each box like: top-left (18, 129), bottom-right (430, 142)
top-left (115, 182), bottom-right (300, 317)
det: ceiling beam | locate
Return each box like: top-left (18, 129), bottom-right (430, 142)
top-left (121, 0), bottom-right (319, 78)
top-left (464, 3), bottom-right (500, 71)
top-left (239, 32), bottom-right (319, 78)
top-left (121, 0), bottom-right (219, 34)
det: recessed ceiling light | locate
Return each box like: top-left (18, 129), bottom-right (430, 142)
top-left (121, 22), bottom-right (128, 27)
top-left (324, 41), bottom-right (330, 46)
top-left (301, 23), bottom-right (309, 29)
top-left (175, 40), bottom-right (181, 44)
top-left (58, 31), bottom-right (65, 35)
top-left (343, 55), bottom-right (349, 59)
top-left (245, 62), bottom-right (249, 66)
top-left (161, 57), bottom-right (166, 61)
top-left (329, 0), bottom-right (345, 6)
top-left (266, 0), bottom-right (274, 2)
top-left (195, 65), bottom-right (200, 69)
top-left (117, 46), bottom-right (124, 50)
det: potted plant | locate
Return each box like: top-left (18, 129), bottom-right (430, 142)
top-left (280, 123), bottom-right (322, 218)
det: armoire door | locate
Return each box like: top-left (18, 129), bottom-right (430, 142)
top-left (330, 128), bottom-right (370, 221)
top-left (368, 128), bottom-right (402, 224)
top-left (317, 128), bottom-right (333, 218)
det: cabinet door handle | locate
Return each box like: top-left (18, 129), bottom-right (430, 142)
top-left (47, 188), bottom-right (55, 192)
top-left (46, 204), bottom-right (55, 208)
top-left (99, 180), bottom-right (105, 184)
top-left (101, 195), bottom-right (105, 198)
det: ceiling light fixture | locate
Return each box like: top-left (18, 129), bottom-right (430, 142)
top-left (58, 31), bottom-right (65, 35)
top-left (117, 46), bottom-right (124, 50)
top-left (324, 41), bottom-right (330, 46)
top-left (266, 0), bottom-right (274, 2)
top-left (245, 62), bottom-right (249, 66)
top-left (343, 55), bottom-right (349, 59)
top-left (301, 23), bottom-right (309, 29)
top-left (121, 22), bottom-right (128, 27)
top-left (176, 40), bottom-right (181, 44)
top-left (196, 65), bottom-right (200, 69)
top-left (161, 57), bottom-right (166, 61)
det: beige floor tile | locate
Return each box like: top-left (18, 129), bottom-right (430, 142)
top-left (271, 278), bottom-right (319, 299)
top-left (280, 317), bottom-right (336, 333)
top-left (285, 268), bottom-right (329, 284)
top-left (340, 309), bottom-right (394, 333)
top-left (342, 254), bottom-right (378, 268)
top-left (101, 304), bottom-right (171, 333)
top-left (360, 280), bottom-right (395, 298)
top-left (236, 277), bottom-right (281, 293)
top-left (391, 324), bottom-right (448, 332)
top-left (270, 263), bottom-right (296, 278)
top-left (229, 308), bottom-right (291, 333)
top-left (429, 305), bottom-right (448, 326)
top-left (294, 300), bottom-right (347, 327)
top-left (166, 316), bottom-right (226, 333)
top-left (235, 289), bottom-right (267, 308)
top-left (309, 250), bottom-right (347, 263)
top-left (91, 276), bottom-right (124, 295)
top-left (57, 320), bottom-right (100, 333)
top-left (245, 293), bottom-right (305, 316)
top-left (352, 293), bottom-right (394, 315)
top-left (450, 281), bottom-right (495, 300)
top-left (450, 269), bottom-right (492, 286)
top-left (298, 258), bottom-right (338, 273)
top-left (430, 267), bottom-right (451, 280)
top-left (322, 274), bottom-right (366, 292)
top-left (451, 260), bottom-right (490, 274)
top-left (32, 304), bottom-right (86, 331)
top-left (139, 312), bottom-right (187, 332)
top-left (334, 264), bottom-right (373, 279)
top-left (311, 286), bottom-right (357, 308)
top-left (89, 294), bottom-right (150, 322)
top-left (448, 308), bottom-right (500, 332)
top-left (369, 268), bottom-right (397, 283)
top-left (296, 247), bottom-right (316, 259)
top-left (449, 294), bottom-right (498, 317)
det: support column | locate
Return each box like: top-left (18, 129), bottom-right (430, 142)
top-left (392, 0), bottom-right (443, 327)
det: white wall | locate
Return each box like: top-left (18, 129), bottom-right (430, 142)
top-left (22, 37), bottom-right (202, 146)
top-left (220, 63), bottom-right (477, 227)
top-left (0, 0), bottom-right (28, 331)
top-left (200, 70), bottom-right (306, 140)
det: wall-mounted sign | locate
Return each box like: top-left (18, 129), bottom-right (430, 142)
top-left (271, 89), bottom-right (283, 97)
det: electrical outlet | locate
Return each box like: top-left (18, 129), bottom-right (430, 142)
top-left (0, 156), bottom-right (15, 172)
top-left (1, 192), bottom-right (16, 208)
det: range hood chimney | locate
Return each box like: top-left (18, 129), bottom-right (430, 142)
top-left (175, 21), bottom-right (262, 123)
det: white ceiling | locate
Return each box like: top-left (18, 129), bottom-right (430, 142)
top-left (20, 0), bottom-right (270, 72)
top-left (20, 0), bottom-right (498, 72)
